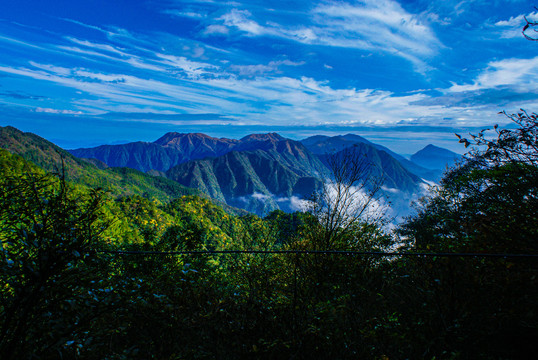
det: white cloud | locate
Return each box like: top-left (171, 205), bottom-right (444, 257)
top-left (75, 70), bottom-right (126, 82)
top-left (495, 14), bottom-right (526, 27)
top-left (494, 12), bottom-right (538, 39)
top-left (312, 0), bottom-right (438, 55)
top-left (0, 63), bottom-right (225, 113)
top-left (1, 14), bottom-right (534, 132)
top-left (59, 18), bottom-right (108, 33)
top-left (154, 54), bottom-right (218, 78)
top-left (230, 63), bottom-right (274, 76)
top-left (449, 56), bottom-right (538, 92)
top-left (495, 12), bottom-right (538, 27)
top-left (276, 195), bottom-right (311, 212)
top-left (0, 34), bottom-right (48, 50)
top-left (35, 107), bottom-right (83, 114)
top-left (66, 37), bottom-right (127, 55)
top-left (162, 9), bottom-right (206, 19)
top-left (3, 0), bottom-right (536, 142)
top-left (203, 24), bottom-right (230, 35)
top-left (28, 62), bottom-right (72, 76)
top-left (55, 43), bottom-right (166, 72)
top-left (312, 182), bottom-right (390, 223)
top-left (219, 9), bottom-right (267, 36)
top-left (57, 38), bottom-right (217, 77)
top-left (251, 192), bottom-right (270, 201)
top-left (381, 186), bottom-right (401, 194)
top-left (1, 54), bottom-right (527, 131)
top-left (229, 60), bottom-right (304, 76)
top-left (237, 192), bottom-right (272, 205)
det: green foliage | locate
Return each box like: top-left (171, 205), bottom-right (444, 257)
top-left (263, 210), bottom-right (311, 246)
top-left (401, 112), bottom-right (538, 254)
top-left (0, 169), bottom-right (110, 359)
top-left (396, 111), bottom-right (538, 358)
top-left (0, 126), bottom-right (201, 203)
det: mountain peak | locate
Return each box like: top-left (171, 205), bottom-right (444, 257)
top-left (154, 132), bottom-right (214, 144)
top-left (240, 133), bottom-right (285, 142)
top-left (423, 144), bottom-right (440, 150)
top-left (414, 144), bottom-right (458, 157)
top-left (411, 144), bottom-right (461, 170)
top-left (340, 133), bottom-right (371, 144)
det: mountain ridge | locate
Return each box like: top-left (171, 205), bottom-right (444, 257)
top-left (69, 132), bottom-right (320, 174)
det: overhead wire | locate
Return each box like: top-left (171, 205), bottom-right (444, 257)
top-left (93, 249), bottom-right (538, 258)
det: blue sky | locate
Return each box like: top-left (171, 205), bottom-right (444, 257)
top-left (0, 0), bottom-right (537, 154)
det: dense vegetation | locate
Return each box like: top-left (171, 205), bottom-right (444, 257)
top-left (1, 113), bottom-right (537, 359)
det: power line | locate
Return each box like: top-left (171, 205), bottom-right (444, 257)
top-left (94, 249), bottom-right (538, 258)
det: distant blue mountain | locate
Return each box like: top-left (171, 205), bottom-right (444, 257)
top-left (410, 144), bottom-right (461, 173)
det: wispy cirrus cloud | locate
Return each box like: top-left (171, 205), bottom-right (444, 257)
top-left (205, 0), bottom-right (442, 72)
top-left (219, 9), bottom-right (267, 36)
top-left (65, 37), bottom-right (128, 55)
top-left (0, 34), bottom-right (48, 50)
top-left (162, 9), bottom-right (207, 19)
top-left (2, 52), bottom-right (527, 132)
top-left (202, 24), bottom-right (230, 36)
top-left (154, 54), bottom-right (218, 78)
top-left (407, 55), bottom-right (538, 112)
top-left (229, 59), bottom-right (304, 77)
top-left (35, 107), bottom-right (83, 114)
top-left (0, 60), bottom-right (425, 126)
top-left (311, 0), bottom-right (440, 56)
top-left (56, 37), bottom-right (218, 77)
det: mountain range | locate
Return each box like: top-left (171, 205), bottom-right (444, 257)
top-left (68, 130), bottom-right (462, 217)
top-left (1, 125), bottom-right (461, 218)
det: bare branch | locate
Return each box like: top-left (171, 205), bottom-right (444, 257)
top-left (523, 12), bottom-right (538, 41)
top-left (305, 146), bottom-right (387, 250)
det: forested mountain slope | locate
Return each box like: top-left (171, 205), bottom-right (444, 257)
top-left (166, 149), bottom-right (322, 214)
top-left (0, 126), bottom-right (200, 203)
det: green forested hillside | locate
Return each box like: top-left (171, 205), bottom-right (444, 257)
top-left (0, 126), bottom-right (201, 202)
